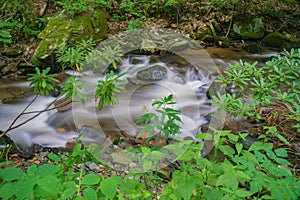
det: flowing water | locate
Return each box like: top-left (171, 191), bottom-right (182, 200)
top-left (0, 47), bottom-right (279, 153)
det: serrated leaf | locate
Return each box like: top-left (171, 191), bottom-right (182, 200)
top-left (37, 175), bottom-right (61, 197)
top-left (81, 174), bottom-right (101, 185)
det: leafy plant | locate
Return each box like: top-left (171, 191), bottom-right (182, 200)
top-left (215, 49), bottom-right (300, 128)
top-left (136, 94), bottom-right (183, 142)
top-left (28, 67), bottom-right (59, 96)
top-left (61, 76), bottom-right (88, 103)
top-left (95, 71), bottom-right (126, 110)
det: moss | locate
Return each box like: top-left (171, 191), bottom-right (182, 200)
top-left (33, 11), bottom-right (107, 67)
top-left (36, 18), bottom-right (71, 59)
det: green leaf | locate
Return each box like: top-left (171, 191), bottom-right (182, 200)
top-left (81, 174), bottom-right (101, 186)
top-left (0, 167), bottom-right (24, 181)
top-left (61, 187), bottom-right (77, 199)
top-left (235, 189), bottom-right (252, 197)
top-left (48, 153), bottom-right (60, 162)
top-left (36, 164), bottom-right (59, 176)
top-left (236, 143), bottom-right (243, 155)
top-left (83, 187), bottom-right (98, 199)
top-left (172, 171), bottom-right (195, 200)
top-left (275, 148), bottom-right (287, 158)
top-left (37, 175), bottom-right (62, 197)
top-left (100, 175), bottom-right (120, 200)
top-left (249, 141), bottom-right (273, 151)
top-left (0, 182), bottom-right (15, 199)
top-left (219, 145), bottom-right (235, 157)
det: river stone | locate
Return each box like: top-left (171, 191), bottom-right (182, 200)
top-left (0, 58), bottom-right (6, 69)
top-left (261, 32), bottom-right (300, 49)
top-left (233, 17), bottom-right (265, 40)
top-left (33, 11), bottom-right (107, 67)
top-left (167, 39), bottom-right (189, 52)
top-left (136, 65), bottom-right (167, 81)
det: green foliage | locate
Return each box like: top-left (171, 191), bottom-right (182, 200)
top-left (61, 76), bottom-right (88, 103)
top-left (54, 0), bottom-right (111, 15)
top-left (215, 49), bottom-right (300, 128)
top-left (56, 38), bottom-right (96, 71)
top-left (28, 67), bottom-right (59, 96)
top-left (136, 94), bottom-right (183, 141)
top-left (95, 71), bottom-right (126, 110)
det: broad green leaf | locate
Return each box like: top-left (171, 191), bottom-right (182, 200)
top-left (83, 187), bottom-right (98, 199)
top-left (47, 153), bottom-right (60, 162)
top-left (0, 167), bottom-right (24, 181)
top-left (172, 171), bottom-right (195, 200)
top-left (235, 189), bottom-right (252, 197)
top-left (219, 145), bottom-right (235, 157)
top-left (100, 175), bottom-right (120, 200)
top-left (61, 187), bottom-right (77, 199)
top-left (81, 174), bottom-right (101, 185)
top-left (0, 182), bottom-right (15, 199)
top-left (15, 178), bottom-right (35, 199)
top-left (36, 164), bottom-right (59, 176)
top-left (37, 175), bottom-right (62, 197)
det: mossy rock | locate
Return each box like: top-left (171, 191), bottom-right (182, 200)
top-left (261, 32), bottom-right (300, 49)
top-left (33, 11), bottom-right (107, 68)
top-left (198, 30), bottom-right (214, 43)
top-left (233, 17), bottom-right (265, 40)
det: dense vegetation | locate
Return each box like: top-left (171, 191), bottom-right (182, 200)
top-left (0, 0), bottom-right (300, 199)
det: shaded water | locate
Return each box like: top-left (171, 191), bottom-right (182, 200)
top-left (0, 47), bottom-right (278, 153)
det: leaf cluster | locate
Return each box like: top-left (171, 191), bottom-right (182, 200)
top-left (28, 67), bottom-right (59, 96)
top-left (214, 48), bottom-right (299, 129)
top-left (136, 94), bottom-right (183, 142)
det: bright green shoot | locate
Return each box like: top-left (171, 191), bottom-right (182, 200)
top-left (28, 67), bottom-right (59, 96)
top-left (136, 94), bottom-right (183, 142)
top-left (95, 71), bottom-right (127, 110)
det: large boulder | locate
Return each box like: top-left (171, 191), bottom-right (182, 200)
top-left (261, 32), bottom-right (300, 49)
top-left (233, 17), bottom-right (265, 40)
top-left (33, 11), bottom-right (107, 68)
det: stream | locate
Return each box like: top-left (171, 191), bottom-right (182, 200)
top-left (0, 47), bottom-right (279, 155)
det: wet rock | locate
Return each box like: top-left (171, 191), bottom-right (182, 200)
top-left (233, 17), bottom-right (265, 40)
top-left (167, 38), bottom-right (189, 52)
top-left (33, 11), bottom-right (108, 67)
top-left (244, 42), bottom-right (261, 53)
top-left (220, 38), bottom-right (231, 48)
top-left (1, 63), bottom-right (18, 75)
top-left (0, 58), bottom-right (6, 69)
top-left (131, 58), bottom-right (144, 65)
top-left (141, 39), bottom-right (157, 53)
top-left (136, 65), bottom-right (167, 81)
top-left (261, 32), bottom-right (300, 49)
top-left (261, 32), bottom-right (289, 48)
top-left (171, 74), bottom-right (186, 84)
top-left (241, 135), bottom-right (258, 149)
top-left (1, 50), bottom-right (23, 58)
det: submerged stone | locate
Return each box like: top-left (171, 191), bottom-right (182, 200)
top-left (136, 65), bottom-right (167, 81)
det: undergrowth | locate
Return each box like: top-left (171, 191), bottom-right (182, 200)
top-left (0, 49), bottom-right (300, 199)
